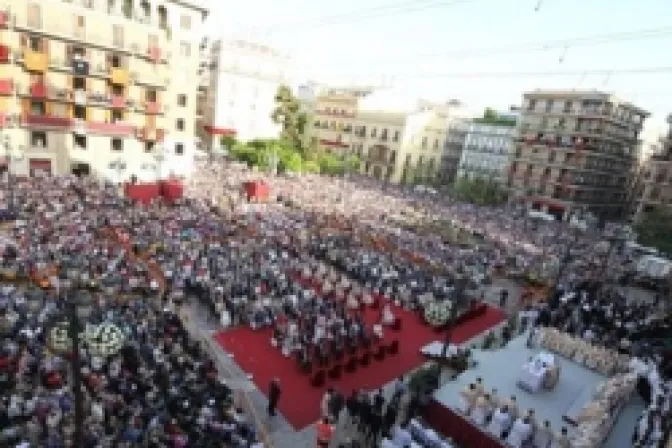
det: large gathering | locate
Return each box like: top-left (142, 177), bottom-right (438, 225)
top-left (1, 1), bottom-right (671, 447)
top-left (0, 156), bottom-right (669, 448)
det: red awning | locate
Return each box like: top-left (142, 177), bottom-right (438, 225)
top-left (29, 159), bottom-right (52, 170)
top-left (319, 139), bottom-right (348, 148)
top-left (530, 196), bottom-right (566, 211)
top-left (203, 125), bottom-right (236, 136)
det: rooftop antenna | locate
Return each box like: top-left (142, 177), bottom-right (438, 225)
top-left (534, 0), bottom-right (544, 11)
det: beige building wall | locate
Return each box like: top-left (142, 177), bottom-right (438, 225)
top-left (510, 90), bottom-right (648, 220)
top-left (0, 0), bottom-right (207, 181)
top-left (310, 89), bottom-right (469, 184)
top-left (636, 116), bottom-right (672, 218)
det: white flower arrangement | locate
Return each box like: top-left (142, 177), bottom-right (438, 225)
top-left (424, 300), bottom-right (453, 328)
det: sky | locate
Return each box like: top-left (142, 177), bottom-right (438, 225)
top-left (203, 0), bottom-right (672, 135)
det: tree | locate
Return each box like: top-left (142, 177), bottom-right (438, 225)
top-left (636, 207), bottom-right (672, 256)
top-left (271, 85), bottom-right (312, 157)
top-left (220, 135), bottom-right (237, 150)
top-left (451, 176), bottom-right (507, 206)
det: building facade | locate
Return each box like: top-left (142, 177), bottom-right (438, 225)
top-left (457, 121), bottom-right (516, 182)
top-left (197, 38), bottom-right (289, 148)
top-left (636, 115), bottom-right (672, 218)
top-left (509, 90), bottom-right (649, 220)
top-left (0, 0), bottom-right (207, 181)
top-left (310, 88), bottom-right (470, 185)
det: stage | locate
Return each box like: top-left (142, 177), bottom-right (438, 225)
top-left (425, 334), bottom-right (643, 448)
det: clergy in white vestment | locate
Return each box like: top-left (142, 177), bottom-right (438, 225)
top-left (533, 420), bottom-right (553, 448)
top-left (486, 406), bottom-right (511, 438)
top-left (551, 427), bottom-right (571, 448)
top-left (474, 377), bottom-right (485, 396)
top-left (471, 393), bottom-right (491, 426)
top-left (459, 383), bottom-right (478, 414)
top-left (506, 416), bottom-right (533, 448)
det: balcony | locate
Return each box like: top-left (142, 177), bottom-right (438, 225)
top-left (147, 46), bottom-right (161, 62)
top-left (111, 95), bottom-right (126, 109)
top-left (0, 79), bottom-right (12, 95)
top-left (0, 45), bottom-right (9, 63)
top-left (110, 68), bottom-right (129, 85)
top-left (72, 59), bottom-right (90, 76)
top-left (24, 115), bottom-right (73, 128)
top-left (30, 83), bottom-right (47, 98)
top-left (145, 101), bottom-right (160, 114)
top-left (24, 50), bottom-right (48, 72)
top-left (87, 121), bottom-right (135, 136)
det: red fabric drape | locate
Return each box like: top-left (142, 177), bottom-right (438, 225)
top-left (423, 398), bottom-right (505, 448)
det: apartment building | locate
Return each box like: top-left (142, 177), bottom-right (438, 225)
top-left (636, 115), bottom-right (672, 218)
top-left (457, 119), bottom-right (516, 182)
top-left (310, 88), bottom-right (470, 184)
top-left (0, 0), bottom-right (208, 181)
top-left (509, 90), bottom-right (649, 220)
top-left (197, 38), bottom-right (290, 148)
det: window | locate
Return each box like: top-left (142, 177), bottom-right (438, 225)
top-left (76, 15), bottom-right (85, 27)
top-left (146, 90), bottom-right (157, 102)
top-left (111, 85), bottom-right (123, 95)
top-left (145, 141), bottom-right (155, 153)
top-left (30, 101), bottom-right (46, 115)
top-left (28, 36), bottom-right (41, 52)
top-left (30, 131), bottom-right (47, 147)
top-left (180, 14), bottom-right (192, 30)
top-left (27, 3), bottom-right (42, 29)
top-left (177, 94), bottom-right (187, 106)
top-left (74, 135), bottom-right (87, 149)
top-left (112, 25), bottom-right (124, 48)
top-left (180, 42), bottom-right (191, 57)
top-left (176, 119), bottom-right (185, 131)
top-left (73, 77), bottom-right (85, 90)
top-left (111, 138), bottom-right (123, 151)
top-left (111, 110), bottom-right (123, 122)
top-left (175, 143), bottom-right (184, 155)
top-left (110, 54), bottom-right (123, 68)
top-left (73, 105), bottom-right (87, 120)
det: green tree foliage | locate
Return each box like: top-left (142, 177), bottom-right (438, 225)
top-left (451, 176), bottom-right (507, 206)
top-left (271, 85), bottom-right (313, 158)
top-left (636, 207), bottom-right (672, 256)
top-left (220, 135), bottom-right (237, 150)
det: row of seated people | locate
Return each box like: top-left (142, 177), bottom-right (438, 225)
top-left (536, 327), bottom-right (629, 376)
top-left (459, 380), bottom-right (571, 447)
top-left (382, 418), bottom-right (454, 447)
top-left (308, 339), bottom-right (401, 387)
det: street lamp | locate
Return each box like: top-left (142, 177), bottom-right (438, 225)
top-left (46, 272), bottom-right (125, 447)
top-left (1, 134), bottom-right (24, 215)
top-left (440, 275), bottom-right (469, 361)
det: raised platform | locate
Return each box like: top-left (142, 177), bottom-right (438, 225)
top-left (426, 335), bottom-right (642, 448)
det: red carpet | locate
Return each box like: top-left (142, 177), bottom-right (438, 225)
top-left (213, 303), bottom-right (505, 429)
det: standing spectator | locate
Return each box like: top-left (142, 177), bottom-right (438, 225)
top-left (391, 376), bottom-right (407, 405)
top-left (316, 417), bottom-right (334, 447)
top-left (268, 378), bottom-right (281, 417)
top-left (345, 390), bottom-right (360, 429)
top-left (500, 289), bottom-right (509, 308)
top-left (383, 401), bottom-right (398, 437)
top-left (321, 388), bottom-right (334, 421)
top-left (330, 389), bottom-right (345, 424)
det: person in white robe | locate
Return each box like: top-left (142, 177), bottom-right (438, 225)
top-left (459, 383), bottom-right (478, 414)
top-left (486, 405), bottom-right (511, 438)
top-left (533, 420), bottom-right (553, 448)
top-left (506, 416), bottom-right (533, 448)
top-left (471, 393), bottom-right (491, 426)
top-left (381, 303), bottom-right (396, 325)
top-left (551, 427), bottom-right (571, 448)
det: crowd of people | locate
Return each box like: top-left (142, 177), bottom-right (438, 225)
top-left (0, 158), bottom-right (667, 447)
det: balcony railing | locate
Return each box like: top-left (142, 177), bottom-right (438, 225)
top-left (87, 121), bottom-right (135, 136)
top-left (24, 50), bottom-right (48, 72)
top-left (111, 95), bottom-right (126, 109)
top-left (110, 68), bottom-right (129, 85)
top-left (0, 79), bottom-right (12, 95)
top-left (145, 101), bottom-right (161, 114)
top-left (0, 44), bottom-right (9, 63)
top-left (30, 83), bottom-right (47, 98)
top-left (24, 114), bottom-right (73, 128)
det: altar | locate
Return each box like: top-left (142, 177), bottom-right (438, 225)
top-left (517, 352), bottom-right (560, 393)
